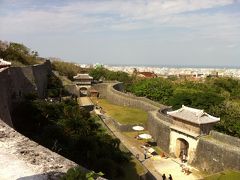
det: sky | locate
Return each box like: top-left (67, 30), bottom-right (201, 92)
top-left (0, 0), bottom-right (240, 67)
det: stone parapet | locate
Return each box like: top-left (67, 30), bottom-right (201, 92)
top-left (0, 119), bottom-right (77, 179)
top-left (210, 130), bottom-right (240, 148)
top-left (0, 61), bottom-right (51, 126)
top-left (147, 111), bottom-right (171, 153)
top-left (191, 136), bottom-right (240, 173)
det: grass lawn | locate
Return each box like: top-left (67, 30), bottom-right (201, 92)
top-left (92, 98), bottom-right (148, 124)
top-left (204, 170), bottom-right (240, 180)
top-left (123, 131), bottom-right (149, 143)
top-left (123, 131), bottom-right (164, 155)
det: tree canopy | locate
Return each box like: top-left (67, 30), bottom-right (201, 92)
top-left (0, 41), bottom-right (42, 66)
top-left (89, 67), bottom-right (133, 83)
top-left (127, 77), bottom-right (240, 138)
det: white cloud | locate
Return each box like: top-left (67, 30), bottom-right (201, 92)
top-left (0, 0), bottom-right (239, 44)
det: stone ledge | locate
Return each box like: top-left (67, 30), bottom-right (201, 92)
top-left (0, 120), bottom-right (77, 179)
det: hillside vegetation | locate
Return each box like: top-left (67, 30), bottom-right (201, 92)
top-left (52, 60), bottom-right (83, 80)
top-left (0, 41), bottom-right (140, 179)
top-left (89, 66), bottom-right (133, 83)
top-left (126, 77), bottom-right (240, 138)
top-left (11, 73), bottom-right (133, 179)
top-left (0, 41), bottom-right (42, 66)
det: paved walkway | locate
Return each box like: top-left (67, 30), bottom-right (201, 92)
top-left (99, 113), bottom-right (203, 180)
top-left (101, 115), bottom-right (162, 179)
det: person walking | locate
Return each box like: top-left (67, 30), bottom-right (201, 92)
top-left (169, 174), bottom-right (173, 180)
top-left (162, 173), bottom-right (166, 180)
top-left (144, 149), bottom-right (147, 159)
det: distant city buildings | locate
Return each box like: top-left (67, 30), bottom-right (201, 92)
top-left (136, 71), bottom-right (158, 78)
top-left (103, 65), bottom-right (240, 79)
top-left (73, 63), bottom-right (240, 79)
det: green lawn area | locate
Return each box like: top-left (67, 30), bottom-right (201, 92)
top-left (123, 131), bottom-right (149, 143)
top-left (123, 131), bottom-right (164, 155)
top-left (204, 170), bottom-right (240, 180)
top-left (92, 98), bottom-right (148, 124)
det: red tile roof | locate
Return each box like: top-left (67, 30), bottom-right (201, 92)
top-left (138, 72), bottom-right (157, 78)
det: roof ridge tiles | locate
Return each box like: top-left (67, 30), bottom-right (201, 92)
top-left (167, 105), bottom-right (220, 124)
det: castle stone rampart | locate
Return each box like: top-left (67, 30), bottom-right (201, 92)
top-left (210, 130), bottom-right (240, 148)
top-left (0, 119), bottom-right (77, 179)
top-left (192, 133), bottom-right (240, 172)
top-left (94, 82), bottom-right (163, 111)
top-left (0, 69), bottom-right (12, 126)
top-left (95, 82), bottom-right (240, 173)
top-left (148, 111), bottom-right (171, 153)
top-left (0, 61), bottom-right (51, 126)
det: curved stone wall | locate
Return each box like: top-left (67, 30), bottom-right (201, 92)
top-left (147, 111), bottom-right (171, 153)
top-left (210, 131), bottom-right (240, 148)
top-left (94, 82), bottom-right (172, 152)
top-left (111, 82), bottom-right (163, 111)
top-left (191, 134), bottom-right (240, 173)
top-left (94, 82), bottom-right (240, 173)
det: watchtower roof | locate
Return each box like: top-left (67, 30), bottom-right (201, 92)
top-left (73, 73), bottom-right (93, 80)
top-left (167, 105), bottom-right (220, 125)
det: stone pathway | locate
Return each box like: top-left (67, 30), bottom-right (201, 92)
top-left (102, 115), bottom-right (163, 179)
top-left (101, 114), bottom-right (203, 180)
top-left (151, 157), bottom-right (202, 180)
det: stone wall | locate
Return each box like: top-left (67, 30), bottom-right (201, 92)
top-left (0, 70), bottom-right (12, 126)
top-left (0, 119), bottom-right (77, 179)
top-left (32, 60), bottom-right (51, 98)
top-left (210, 131), bottom-right (240, 148)
top-left (93, 83), bottom-right (110, 99)
top-left (95, 82), bottom-right (240, 173)
top-left (191, 133), bottom-right (240, 173)
top-left (64, 84), bottom-right (79, 96)
top-left (111, 83), bottom-right (163, 111)
top-left (0, 61), bottom-right (51, 126)
top-left (94, 82), bottom-right (162, 111)
top-left (156, 109), bottom-right (173, 124)
top-left (147, 111), bottom-right (171, 153)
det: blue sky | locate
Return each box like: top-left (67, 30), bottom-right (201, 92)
top-left (0, 0), bottom-right (240, 66)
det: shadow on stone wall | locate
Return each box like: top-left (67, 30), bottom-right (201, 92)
top-left (0, 61), bottom-right (51, 127)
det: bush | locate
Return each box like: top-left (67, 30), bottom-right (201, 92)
top-left (0, 41), bottom-right (42, 66)
top-left (62, 167), bottom-right (103, 180)
top-left (52, 61), bottom-right (82, 80)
